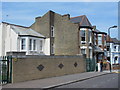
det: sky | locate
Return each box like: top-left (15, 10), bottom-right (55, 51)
top-left (1, 2), bottom-right (119, 39)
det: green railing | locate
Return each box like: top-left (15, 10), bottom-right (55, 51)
top-left (86, 58), bottom-right (96, 72)
top-left (0, 56), bottom-right (12, 84)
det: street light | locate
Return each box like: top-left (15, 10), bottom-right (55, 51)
top-left (108, 25), bottom-right (117, 72)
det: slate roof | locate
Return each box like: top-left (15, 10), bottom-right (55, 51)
top-left (2, 22), bottom-right (45, 38)
top-left (111, 38), bottom-right (120, 44)
top-left (107, 36), bottom-right (120, 44)
top-left (70, 15), bottom-right (92, 28)
top-left (93, 29), bottom-right (107, 35)
top-left (11, 25), bottom-right (45, 38)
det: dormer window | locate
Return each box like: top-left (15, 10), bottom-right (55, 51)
top-left (51, 26), bottom-right (54, 37)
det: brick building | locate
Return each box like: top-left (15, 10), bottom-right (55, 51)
top-left (30, 10), bottom-right (94, 59)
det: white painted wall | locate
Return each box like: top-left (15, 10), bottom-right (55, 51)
top-left (0, 23), bottom-right (50, 56)
top-left (109, 43), bottom-right (120, 65)
top-left (5, 25), bottom-right (18, 54)
top-left (44, 38), bottom-right (50, 55)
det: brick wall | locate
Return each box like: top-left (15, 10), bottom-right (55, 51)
top-left (11, 55), bottom-right (86, 83)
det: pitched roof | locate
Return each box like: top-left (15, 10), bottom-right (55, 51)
top-left (2, 22), bottom-right (45, 38)
top-left (70, 15), bottom-right (92, 28)
top-left (2, 22), bottom-right (29, 28)
top-left (11, 25), bottom-right (45, 38)
top-left (107, 36), bottom-right (120, 44)
top-left (93, 29), bottom-right (107, 35)
top-left (111, 38), bottom-right (120, 44)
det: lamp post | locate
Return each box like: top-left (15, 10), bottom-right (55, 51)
top-left (108, 25), bottom-right (117, 72)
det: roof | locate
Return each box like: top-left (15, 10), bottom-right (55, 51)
top-left (70, 15), bottom-right (92, 29)
top-left (111, 38), bottom-right (120, 44)
top-left (107, 36), bottom-right (120, 44)
top-left (2, 22), bottom-right (45, 38)
top-left (11, 25), bottom-right (45, 38)
top-left (93, 29), bottom-right (107, 35)
top-left (2, 22), bottom-right (29, 28)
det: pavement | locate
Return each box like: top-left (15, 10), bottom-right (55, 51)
top-left (2, 70), bottom-right (114, 89)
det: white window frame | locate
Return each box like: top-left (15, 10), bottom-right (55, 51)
top-left (98, 35), bottom-right (102, 45)
top-left (81, 48), bottom-right (86, 55)
top-left (80, 29), bottom-right (86, 42)
top-left (114, 46), bottom-right (116, 51)
top-left (21, 38), bottom-right (26, 50)
top-left (33, 39), bottom-right (36, 51)
top-left (29, 39), bottom-right (32, 51)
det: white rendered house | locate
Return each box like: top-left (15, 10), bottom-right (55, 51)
top-left (0, 22), bottom-right (50, 56)
top-left (107, 38), bottom-right (120, 65)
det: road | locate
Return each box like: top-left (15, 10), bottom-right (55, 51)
top-left (55, 73), bottom-right (119, 88)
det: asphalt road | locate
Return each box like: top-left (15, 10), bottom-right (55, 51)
top-left (55, 73), bottom-right (119, 88)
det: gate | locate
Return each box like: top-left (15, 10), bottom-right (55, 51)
top-left (86, 58), bottom-right (96, 72)
top-left (0, 56), bottom-right (12, 84)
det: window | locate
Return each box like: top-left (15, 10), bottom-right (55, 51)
top-left (104, 36), bottom-right (106, 46)
top-left (114, 46), bottom-right (116, 51)
top-left (33, 40), bottom-right (36, 50)
top-left (94, 34), bottom-right (97, 45)
top-left (51, 26), bottom-right (54, 37)
top-left (80, 30), bottom-right (86, 41)
top-left (51, 44), bottom-right (54, 54)
top-left (114, 56), bottom-right (118, 64)
top-left (81, 49), bottom-right (86, 54)
top-left (98, 35), bottom-right (102, 45)
top-left (40, 40), bottom-right (43, 51)
top-left (21, 38), bottom-right (26, 50)
top-left (107, 46), bottom-right (110, 51)
top-left (29, 39), bottom-right (32, 50)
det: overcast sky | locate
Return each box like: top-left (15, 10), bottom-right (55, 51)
top-left (1, 2), bottom-right (118, 39)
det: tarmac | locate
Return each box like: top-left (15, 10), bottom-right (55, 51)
top-left (2, 70), bottom-right (118, 89)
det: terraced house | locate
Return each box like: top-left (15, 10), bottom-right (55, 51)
top-left (30, 10), bottom-right (94, 59)
top-left (1, 10), bottom-right (111, 67)
top-left (93, 28), bottom-right (107, 63)
top-left (106, 37), bottom-right (120, 65)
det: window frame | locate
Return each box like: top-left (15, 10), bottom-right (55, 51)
top-left (80, 30), bottom-right (86, 42)
top-left (29, 39), bottom-right (32, 51)
top-left (81, 48), bottom-right (86, 55)
top-left (98, 35), bottom-right (102, 45)
top-left (33, 39), bottom-right (36, 51)
top-left (21, 38), bottom-right (26, 50)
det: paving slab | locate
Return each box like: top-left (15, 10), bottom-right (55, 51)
top-left (2, 71), bottom-right (111, 89)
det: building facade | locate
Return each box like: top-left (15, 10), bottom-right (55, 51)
top-left (107, 37), bottom-right (120, 65)
top-left (93, 28), bottom-right (107, 63)
top-left (0, 22), bottom-right (50, 56)
top-left (30, 10), bottom-right (94, 59)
